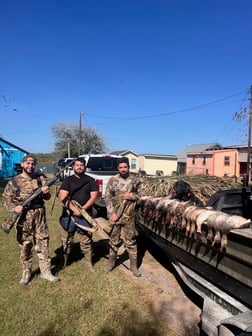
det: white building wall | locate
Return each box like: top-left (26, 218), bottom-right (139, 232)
top-left (138, 156), bottom-right (177, 176)
top-left (123, 153), bottom-right (139, 173)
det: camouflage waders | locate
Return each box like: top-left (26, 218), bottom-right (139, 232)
top-left (59, 227), bottom-right (95, 272)
top-left (17, 208), bottom-right (59, 285)
top-left (104, 173), bottom-right (142, 277)
top-left (104, 212), bottom-right (141, 277)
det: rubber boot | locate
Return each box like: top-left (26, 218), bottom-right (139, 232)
top-left (19, 268), bottom-right (31, 286)
top-left (129, 255), bottom-right (141, 277)
top-left (54, 252), bottom-right (69, 273)
top-left (40, 261), bottom-right (60, 282)
top-left (61, 252), bottom-right (68, 269)
top-left (62, 253), bottom-right (69, 268)
top-left (83, 251), bottom-right (95, 273)
top-left (104, 253), bottom-right (117, 273)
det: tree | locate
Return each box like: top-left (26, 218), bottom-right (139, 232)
top-left (233, 107), bottom-right (249, 144)
top-left (51, 122), bottom-right (107, 157)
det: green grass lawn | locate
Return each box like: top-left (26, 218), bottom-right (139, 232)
top-left (0, 180), bottom-right (172, 336)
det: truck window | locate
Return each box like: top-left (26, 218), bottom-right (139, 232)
top-left (223, 193), bottom-right (242, 205)
top-left (87, 157), bottom-right (120, 172)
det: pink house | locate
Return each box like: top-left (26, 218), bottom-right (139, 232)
top-left (186, 146), bottom-right (248, 178)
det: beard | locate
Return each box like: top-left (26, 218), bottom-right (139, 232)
top-left (74, 170), bottom-right (84, 177)
top-left (119, 172), bottom-right (129, 179)
top-left (23, 167), bottom-right (34, 176)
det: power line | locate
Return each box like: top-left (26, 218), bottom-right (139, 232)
top-left (215, 89), bottom-right (250, 142)
top-left (85, 89), bottom-right (248, 120)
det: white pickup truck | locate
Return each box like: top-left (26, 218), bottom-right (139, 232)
top-left (65, 154), bottom-right (122, 217)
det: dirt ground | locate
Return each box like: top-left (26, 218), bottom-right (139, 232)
top-left (96, 217), bottom-right (202, 336)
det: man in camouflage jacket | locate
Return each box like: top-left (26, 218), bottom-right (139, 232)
top-left (104, 157), bottom-right (142, 277)
top-left (2, 155), bottom-right (59, 286)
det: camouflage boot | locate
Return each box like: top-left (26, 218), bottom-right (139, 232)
top-left (19, 268), bottom-right (31, 286)
top-left (129, 255), bottom-right (141, 277)
top-left (83, 251), bottom-right (95, 273)
top-left (104, 252), bottom-right (117, 273)
top-left (39, 261), bottom-right (60, 282)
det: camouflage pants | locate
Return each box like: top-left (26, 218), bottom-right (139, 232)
top-left (16, 208), bottom-right (50, 270)
top-left (109, 214), bottom-right (138, 257)
top-left (60, 227), bottom-right (92, 255)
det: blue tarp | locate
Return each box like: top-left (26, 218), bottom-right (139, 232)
top-left (0, 138), bottom-right (27, 178)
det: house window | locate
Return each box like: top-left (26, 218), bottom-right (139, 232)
top-left (192, 157), bottom-right (195, 165)
top-left (131, 158), bottom-right (136, 170)
top-left (202, 156), bottom-right (206, 165)
top-left (224, 156), bottom-right (230, 166)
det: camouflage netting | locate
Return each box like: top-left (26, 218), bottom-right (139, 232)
top-left (140, 174), bottom-right (241, 206)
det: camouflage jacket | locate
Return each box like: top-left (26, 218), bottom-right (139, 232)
top-left (2, 173), bottom-right (50, 212)
top-left (105, 173), bottom-right (142, 219)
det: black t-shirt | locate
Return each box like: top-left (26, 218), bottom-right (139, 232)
top-left (60, 174), bottom-right (98, 214)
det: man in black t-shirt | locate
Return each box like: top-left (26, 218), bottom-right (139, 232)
top-left (58, 158), bottom-right (98, 272)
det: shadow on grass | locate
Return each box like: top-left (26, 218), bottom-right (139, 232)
top-left (36, 302), bottom-right (168, 336)
top-left (51, 237), bottom-right (110, 273)
top-left (95, 303), bottom-right (167, 336)
top-left (93, 238), bottom-right (131, 271)
top-left (92, 237), bottom-right (109, 262)
top-left (136, 231), bottom-right (203, 310)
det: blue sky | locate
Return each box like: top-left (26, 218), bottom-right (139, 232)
top-left (1, 0), bottom-right (252, 155)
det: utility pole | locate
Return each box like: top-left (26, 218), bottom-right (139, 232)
top-left (67, 142), bottom-right (70, 157)
top-left (247, 85), bottom-right (252, 185)
top-left (79, 111), bottom-right (84, 156)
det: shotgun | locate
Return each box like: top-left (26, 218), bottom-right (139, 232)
top-left (69, 200), bottom-right (112, 238)
top-left (112, 183), bottom-right (134, 223)
top-left (1, 158), bottom-right (77, 234)
top-left (69, 200), bottom-right (130, 270)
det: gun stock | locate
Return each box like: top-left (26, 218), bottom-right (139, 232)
top-left (70, 200), bottom-right (130, 270)
top-left (1, 158), bottom-right (77, 234)
top-left (70, 200), bottom-right (112, 238)
top-left (1, 212), bottom-right (21, 233)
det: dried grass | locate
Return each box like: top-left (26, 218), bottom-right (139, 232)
top-left (140, 174), bottom-right (240, 205)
